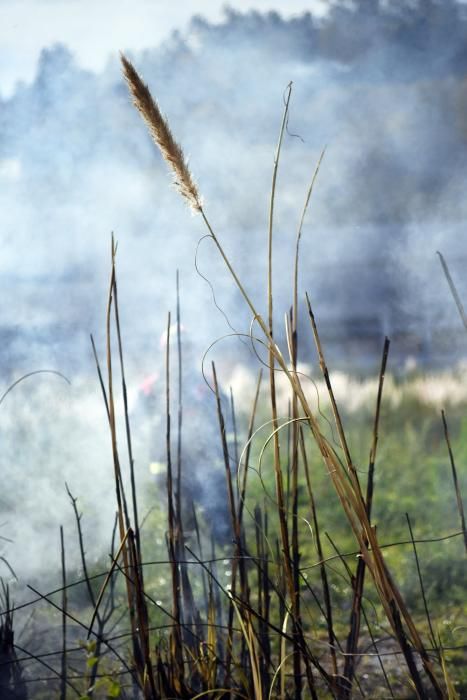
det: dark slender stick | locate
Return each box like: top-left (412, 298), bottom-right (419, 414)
top-left (286, 397), bottom-right (292, 515)
top-left (287, 302), bottom-right (307, 700)
top-left (254, 504), bottom-right (265, 695)
top-left (230, 387), bottom-right (240, 496)
top-left (176, 270), bottom-right (183, 528)
top-left (441, 409), bottom-right (467, 554)
top-left (359, 602), bottom-right (394, 699)
top-left (390, 601), bottom-right (429, 700)
top-left (112, 265), bottom-right (142, 571)
top-left (90, 334), bottom-right (110, 423)
top-left (60, 526), bottom-right (67, 700)
top-left (437, 251), bottom-right (467, 331)
top-left (406, 514), bottom-right (438, 657)
top-left (91, 516), bottom-right (119, 696)
top-left (238, 369), bottom-right (263, 528)
top-left (127, 529), bottom-right (158, 700)
top-left (212, 362), bottom-right (237, 539)
top-left (101, 513), bottom-right (119, 623)
top-left (299, 428), bottom-right (338, 682)
top-left (66, 485), bottom-right (97, 609)
top-left (165, 312), bottom-right (184, 689)
top-left (212, 361), bottom-right (237, 690)
top-left (305, 292), bottom-right (357, 486)
top-left (324, 534), bottom-right (369, 696)
top-left (105, 239), bottom-right (145, 696)
top-left (106, 238), bottom-right (131, 536)
top-left (262, 500), bottom-right (271, 676)
top-left (342, 337), bottom-right (390, 698)
top-left (174, 273), bottom-right (197, 647)
top-left (87, 529), bottom-right (130, 640)
top-left (191, 500), bottom-right (209, 618)
top-left (236, 370), bottom-right (262, 631)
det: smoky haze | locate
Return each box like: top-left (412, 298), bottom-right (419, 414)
top-left (1, 0), bottom-right (467, 578)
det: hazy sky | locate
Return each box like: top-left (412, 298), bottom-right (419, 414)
top-left (0, 0), bottom-right (325, 96)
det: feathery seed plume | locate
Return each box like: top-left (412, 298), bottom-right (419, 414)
top-left (121, 54), bottom-right (201, 212)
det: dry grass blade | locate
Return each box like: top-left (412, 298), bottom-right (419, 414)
top-left (441, 410), bottom-right (467, 554)
top-left (112, 259), bottom-right (143, 570)
top-left (90, 334), bottom-right (110, 423)
top-left (121, 53), bottom-right (201, 212)
top-left (238, 369), bottom-right (263, 528)
top-left (228, 593), bottom-right (263, 700)
top-left (305, 292), bottom-right (355, 483)
top-left (293, 147), bottom-right (326, 328)
top-left (437, 251), bottom-right (467, 332)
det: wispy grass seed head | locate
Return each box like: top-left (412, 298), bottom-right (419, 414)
top-left (121, 53), bottom-right (201, 212)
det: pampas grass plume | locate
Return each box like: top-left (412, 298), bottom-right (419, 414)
top-left (121, 53), bottom-right (201, 212)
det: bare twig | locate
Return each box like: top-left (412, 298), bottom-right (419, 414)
top-left (441, 409), bottom-right (467, 554)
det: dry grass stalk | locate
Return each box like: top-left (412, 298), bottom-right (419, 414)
top-left (164, 311), bottom-right (185, 693)
top-left (341, 336), bottom-right (390, 699)
top-left (59, 525), bottom-right (67, 700)
top-left (441, 409), bottom-right (467, 554)
top-left (121, 54), bottom-right (201, 212)
top-left (266, 85), bottom-right (312, 700)
top-left (299, 428), bottom-right (339, 681)
top-left (437, 251), bottom-right (467, 332)
top-left (212, 360), bottom-right (238, 689)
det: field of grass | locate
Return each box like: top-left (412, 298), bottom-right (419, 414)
top-left (0, 55), bottom-right (465, 700)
